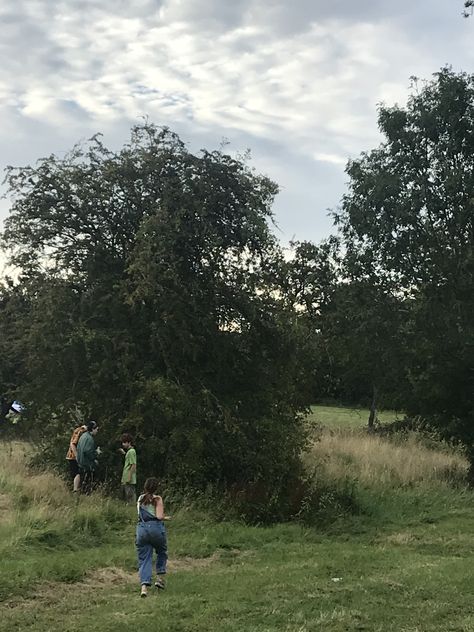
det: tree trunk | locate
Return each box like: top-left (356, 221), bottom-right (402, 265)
top-left (367, 385), bottom-right (377, 431)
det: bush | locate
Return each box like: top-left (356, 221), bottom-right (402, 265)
top-left (295, 467), bottom-right (361, 526)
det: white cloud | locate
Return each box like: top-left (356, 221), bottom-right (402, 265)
top-left (0, 0), bottom-right (473, 251)
top-left (313, 152), bottom-right (347, 166)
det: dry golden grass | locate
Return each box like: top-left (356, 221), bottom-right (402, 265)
top-left (2, 567), bottom-right (135, 611)
top-left (0, 441), bottom-right (118, 557)
top-left (0, 493), bottom-right (13, 525)
top-left (2, 555), bottom-right (226, 612)
top-left (0, 442), bottom-right (73, 554)
top-left (0, 441), bottom-right (70, 507)
top-left (306, 429), bottom-right (468, 487)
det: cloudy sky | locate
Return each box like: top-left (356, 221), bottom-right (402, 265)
top-left (0, 0), bottom-right (473, 265)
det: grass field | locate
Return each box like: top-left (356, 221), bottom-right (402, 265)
top-left (307, 405), bottom-right (403, 429)
top-left (0, 409), bottom-right (473, 632)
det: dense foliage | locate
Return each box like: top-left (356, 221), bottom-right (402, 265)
top-left (0, 125), bottom-right (309, 516)
top-left (336, 69), bottom-right (474, 457)
top-left (2, 67), bottom-right (474, 506)
top-left (284, 69), bottom-right (474, 461)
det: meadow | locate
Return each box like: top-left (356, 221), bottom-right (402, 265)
top-left (306, 405), bottom-right (403, 429)
top-left (0, 406), bottom-right (473, 631)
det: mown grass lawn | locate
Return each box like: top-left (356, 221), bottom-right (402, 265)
top-left (308, 405), bottom-right (403, 430)
top-left (2, 495), bottom-right (474, 632)
top-left (0, 410), bottom-right (473, 632)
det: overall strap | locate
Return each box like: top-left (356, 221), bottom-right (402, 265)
top-left (137, 496), bottom-right (159, 522)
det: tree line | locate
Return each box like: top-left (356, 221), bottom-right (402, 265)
top-left (1, 68), bottom-right (473, 516)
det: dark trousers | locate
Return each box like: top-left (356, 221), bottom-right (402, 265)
top-left (80, 468), bottom-right (95, 494)
top-left (122, 484), bottom-right (136, 504)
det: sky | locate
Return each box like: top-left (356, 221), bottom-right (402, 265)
top-left (0, 0), bottom-right (473, 271)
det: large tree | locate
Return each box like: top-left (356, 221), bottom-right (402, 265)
top-left (1, 124), bottom-right (308, 515)
top-left (335, 68), bottom-right (474, 468)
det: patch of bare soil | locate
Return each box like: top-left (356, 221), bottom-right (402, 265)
top-left (4, 549), bottom-right (242, 609)
top-left (168, 550), bottom-right (226, 571)
top-left (85, 566), bottom-right (136, 585)
top-left (384, 531), bottom-right (419, 545)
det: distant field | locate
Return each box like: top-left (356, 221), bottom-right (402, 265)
top-left (307, 404), bottom-right (403, 429)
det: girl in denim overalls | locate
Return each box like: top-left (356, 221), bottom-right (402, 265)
top-left (136, 477), bottom-right (168, 597)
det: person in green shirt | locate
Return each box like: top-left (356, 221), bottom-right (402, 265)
top-left (119, 433), bottom-right (137, 503)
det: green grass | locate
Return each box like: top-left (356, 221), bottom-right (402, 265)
top-left (1, 428), bottom-right (474, 631)
top-left (308, 405), bottom-right (403, 429)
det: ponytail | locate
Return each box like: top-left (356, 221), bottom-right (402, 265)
top-left (140, 477), bottom-right (160, 505)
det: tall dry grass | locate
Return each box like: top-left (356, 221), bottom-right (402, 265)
top-left (0, 443), bottom-right (72, 547)
top-left (0, 441), bottom-right (70, 506)
top-left (306, 429), bottom-right (468, 488)
top-left (0, 442), bottom-right (126, 555)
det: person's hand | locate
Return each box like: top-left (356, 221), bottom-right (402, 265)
top-left (163, 515), bottom-right (171, 521)
top-left (96, 447), bottom-right (102, 455)
top-left (118, 448), bottom-right (125, 455)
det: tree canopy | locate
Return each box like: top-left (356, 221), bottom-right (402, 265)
top-left (334, 68), bottom-right (474, 460)
top-left (3, 67), bottom-right (474, 507)
top-left (0, 124), bottom-right (309, 519)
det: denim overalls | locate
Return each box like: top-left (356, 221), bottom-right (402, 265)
top-left (136, 504), bottom-right (168, 586)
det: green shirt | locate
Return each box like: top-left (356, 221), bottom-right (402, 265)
top-left (76, 432), bottom-right (97, 471)
top-left (121, 447), bottom-right (137, 485)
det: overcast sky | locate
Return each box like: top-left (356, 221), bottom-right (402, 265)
top-left (0, 0), bottom-right (473, 266)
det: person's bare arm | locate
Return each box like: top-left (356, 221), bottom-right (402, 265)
top-left (154, 496), bottom-right (165, 520)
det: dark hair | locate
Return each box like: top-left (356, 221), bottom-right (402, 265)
top-left (87, 420), bottom-right (98, 432)
top-left (140, 477), bottom-right (160, 506)
top-left (120, 433), bottom-right (133, 444)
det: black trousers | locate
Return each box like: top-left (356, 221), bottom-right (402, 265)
top-left (80, 468), bottom-right (95, 494)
